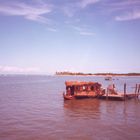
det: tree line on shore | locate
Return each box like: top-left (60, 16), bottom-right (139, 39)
top-left (56, 72), bottom-right (140, 76)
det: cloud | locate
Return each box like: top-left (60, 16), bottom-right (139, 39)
top-left (47, 27), bottom-right (57, 32)
top-left (61, 3), bottom-right (78, 17)
top-left (0, 66), bottom-right (40, 74)
top-left (61, 0), bottom-right (140, 21)
top-left (79, 0), bottom-right (100, 8)
top-left (0, 1), bottom-right (51, 23)
top-left (61, 0), bottom-right (100, 17)
top-left (79, 31), bottom-right (95, 36)
top-left (102, 0), bottom-right (140, 21)
top-left (103, 0), bottom-right (140, 11)
top-left (115, 10), bottom-right (140, 21)
top-left (72, 26), bottom-right (95, 36)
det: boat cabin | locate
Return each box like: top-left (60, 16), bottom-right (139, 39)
top-left (64, 81), bottom-right (102, 99)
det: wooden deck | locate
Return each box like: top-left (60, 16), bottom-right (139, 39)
top-left (99, 93), bottom-right (140, 101)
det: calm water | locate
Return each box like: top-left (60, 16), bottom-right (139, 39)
top-left (0, 75), bottom-right (140, 140)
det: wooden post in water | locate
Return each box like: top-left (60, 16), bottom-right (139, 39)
top-left (124, 83), bottom-right (126, 101)
top-left (138, 84), bottom-right (140, 98)
top-left (106, 88), bottom-right (108, 100)
top-left (135, 84), bottom-right (138, 99)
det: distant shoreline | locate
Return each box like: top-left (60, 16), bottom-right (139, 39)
top-left (55, 72), bottom-right (140, 76)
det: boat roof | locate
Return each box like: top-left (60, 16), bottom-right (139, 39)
top-left (65, 81), bottom-right (101, 86)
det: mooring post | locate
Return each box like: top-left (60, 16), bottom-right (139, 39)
top-left (138, 84), bottom-right (140, 98)
top-left (106, 88), bottom-right (108, 100)
top-left (135, 84), bottom-right (138, 99)
top-left (124, 83), bottom-right (126, 101)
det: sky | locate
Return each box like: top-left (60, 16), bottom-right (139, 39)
top-left (0, 0), bottom-right (140, 74)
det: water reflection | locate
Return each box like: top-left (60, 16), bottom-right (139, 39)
top-left (64, 99), bottom-right (101, 120)
top-left (63, 98), bottom-right (140, 140)
top-left (64, 98), bottom-right (140, 125)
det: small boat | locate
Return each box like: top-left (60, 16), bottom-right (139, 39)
top-left (105, 76), bottom-right (112, 81)
top-left (63, 81), bottom-right (104, 100)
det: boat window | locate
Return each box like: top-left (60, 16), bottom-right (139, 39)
top-left (66, 86), bottom-right (71, 91)
top-left (76, 86), bottom-right (80, 91)
top-left (91, 86), bottom-right (94, 91)
top-left (83, 86), bottom-right (86, 91)
top-left (71, 86), bottom-right (75, 95)
top-left (66, 86), bottom-right (71, 95)
top-left (87, 86), bottom-right (91, 91)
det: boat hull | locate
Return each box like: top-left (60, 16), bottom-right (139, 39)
top-left (63, 93), bottom-right (73, 100)
top-left (74, 95), bottom-right (97, 99)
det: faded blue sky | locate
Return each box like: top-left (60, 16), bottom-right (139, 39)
top-left (0, 0), bottom-right (140, 74)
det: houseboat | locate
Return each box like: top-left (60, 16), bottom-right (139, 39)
top-left (63, 81), bottom-right (105, 100)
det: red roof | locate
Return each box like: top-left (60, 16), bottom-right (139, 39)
top-left (65, 81), bottom-right (100, 86)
